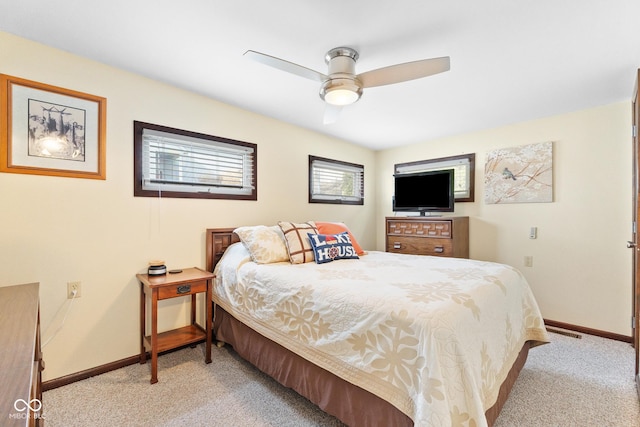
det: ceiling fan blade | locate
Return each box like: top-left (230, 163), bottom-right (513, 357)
top-left (358, 56), bottom-right (450, 88)
top-left (323, 104), bottom-right (343, 124)
top-left (244, 50), bottom-right (327, 83)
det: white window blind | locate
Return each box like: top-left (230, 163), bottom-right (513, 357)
top-left (141, 128), bottom-right (255, 196)
top-left (310, 156), bottom-right (364, 204)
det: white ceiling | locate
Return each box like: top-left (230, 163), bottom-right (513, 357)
top-left (1, 1), bottom-right (639, 150)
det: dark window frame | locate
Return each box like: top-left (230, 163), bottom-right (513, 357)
top-left (133, 121), bottom-right (257, 200)
top-left (394, 153), bottom-right (475, 202)
top-left (308, 155), bottom-right (364, 205)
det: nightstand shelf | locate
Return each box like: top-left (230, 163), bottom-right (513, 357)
top-left (142, 324), bottom-right (207, 354)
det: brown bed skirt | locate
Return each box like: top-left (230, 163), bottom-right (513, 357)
top-left (214, 305), bottom-right (530, 427)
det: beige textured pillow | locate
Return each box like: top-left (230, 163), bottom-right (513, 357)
top-left (278, 221), bottom-right (318, 264)
top-left (234, 225), bottom-right (289, 264)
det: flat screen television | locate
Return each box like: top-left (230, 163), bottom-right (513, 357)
top-left (393, 169), bottom-right (455, 215)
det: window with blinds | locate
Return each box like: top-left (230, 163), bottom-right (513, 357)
top-left (134, 121), bottom-right (257, 200)
top-left (309, 155), bottom-right (364, 205)
top-left (394, 153), bottom-right (475, 202)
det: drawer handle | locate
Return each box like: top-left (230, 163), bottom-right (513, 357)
top-left (393, 242), bottom-right (402, 249)
top-left (434, 246), bottom-right (444, 253)
top-left (177, 285), bottom-right (191, 294)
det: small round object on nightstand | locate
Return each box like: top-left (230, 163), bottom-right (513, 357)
top-left (148, 260), bottom-right (167, 276)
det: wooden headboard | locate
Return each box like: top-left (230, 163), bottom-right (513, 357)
top-left (205, 228), bottom-right (240, 272)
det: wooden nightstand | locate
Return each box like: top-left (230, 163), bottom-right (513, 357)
top-left (137, 267), bottom-right (214, 384)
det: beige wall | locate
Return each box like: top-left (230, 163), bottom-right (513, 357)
top-left (0, 32), bottom-right (377, 381)
top-left (376, 101), bottom-right (632, 336)
top-left (0, 30), bottom-right (634, 382)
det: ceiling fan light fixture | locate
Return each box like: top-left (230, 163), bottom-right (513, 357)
top-left (246, 46), bottom-right (450, 119)
top-left (320, 78), bottom-right (362, 106)
top-left (324, 88), bottom-right (359, 106)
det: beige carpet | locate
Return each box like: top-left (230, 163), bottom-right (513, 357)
top-left (43, 330), bottom-right (640, 426)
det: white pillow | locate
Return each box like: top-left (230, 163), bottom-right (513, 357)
top-left (234, 225), bottom-right (289, 264)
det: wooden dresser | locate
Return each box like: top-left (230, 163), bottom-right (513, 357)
top-left (0, 283), bottom-right (44, 426)
top-left (386, 216), bottom-right (469, 258)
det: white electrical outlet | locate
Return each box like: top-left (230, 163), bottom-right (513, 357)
top-left (67, 281), bottom-right (82, 299)
top-left (524, 256), bottom-right (533, 267)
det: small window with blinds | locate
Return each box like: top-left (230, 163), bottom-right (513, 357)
top-left (309, 155), bottom-right (364, 205)
top-left (394, 153), bottom-right (475, 202)
top-left (134, 121), bottom-right (257, 200)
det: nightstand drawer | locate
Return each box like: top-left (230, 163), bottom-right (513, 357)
top-left (387, 237), bottom-right (453, 256)
top-left (157, 280), bottom-right (207, 299)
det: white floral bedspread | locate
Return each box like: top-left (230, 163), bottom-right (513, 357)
top-left (213, 243), bottom-right (549, 426)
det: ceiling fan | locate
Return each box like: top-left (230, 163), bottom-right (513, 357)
top-left (244, 47), bottom-right (450, 123)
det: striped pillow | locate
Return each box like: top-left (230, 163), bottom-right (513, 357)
top-left (278, 221), bottom-right (318, 264)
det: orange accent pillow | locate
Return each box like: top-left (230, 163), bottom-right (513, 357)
top-left (315, 222), bottom-right (365, 255)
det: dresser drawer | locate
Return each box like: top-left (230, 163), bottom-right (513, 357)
top-left (157, 280), bottom-right (207, 299)
top-left (385, 216), bottom-right (469, 258)
top-left (387, 220), bottom-right (452, 238)
top-left (387, 236), bottom-right (453, 256)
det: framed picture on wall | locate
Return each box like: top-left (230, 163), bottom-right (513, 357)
top-left (484, 141), bottom-right (553, 204)
top-left (0, 74), bottom-right (106, 179)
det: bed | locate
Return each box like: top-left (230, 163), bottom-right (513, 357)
top-left (205, 224), bottom-right (549, 427)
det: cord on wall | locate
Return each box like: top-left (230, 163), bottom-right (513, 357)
top-left (42, 289), bottom-right (78, 348)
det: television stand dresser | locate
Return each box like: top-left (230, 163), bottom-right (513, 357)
top-left (385, 216), bottom-right (469, 258)
top-left (0, 282), bottom-right (44, 426)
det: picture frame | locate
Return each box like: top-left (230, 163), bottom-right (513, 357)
top-left (484, 141), bottom-right (553, 204)
top-left (0, 74), bottom-right (106, 179)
